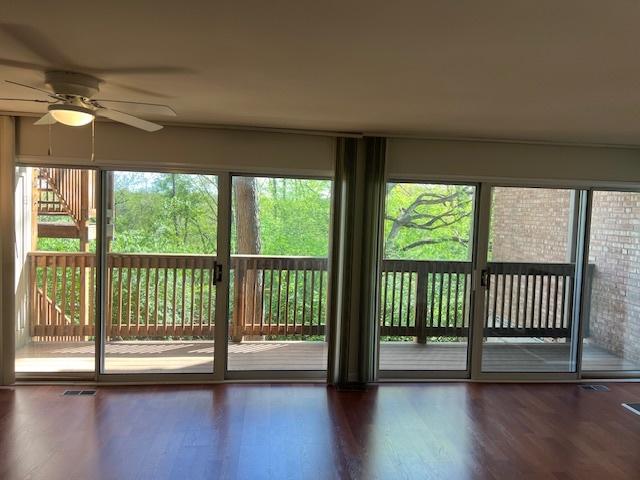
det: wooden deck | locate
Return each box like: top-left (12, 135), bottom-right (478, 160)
top-left (14, 340), bottom-right (636, 374)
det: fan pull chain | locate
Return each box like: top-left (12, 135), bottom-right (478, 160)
top-left (91, 118), bottom-right (95, 162)
top-left (47, 122), bottom-right (53, 156)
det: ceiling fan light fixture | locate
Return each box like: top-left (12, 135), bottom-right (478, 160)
top-left (49, 104), bottom-right (95, 126)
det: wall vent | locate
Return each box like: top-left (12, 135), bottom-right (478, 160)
top-left (580, 384), bottom-right (609, 392)
top-left (62, 390), bottom-right (96, 396)
top-left (622, 403), bottom-right (640, 416)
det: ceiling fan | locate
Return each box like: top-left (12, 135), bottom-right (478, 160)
top-left (0, 23), bottom-right (183, 131)
top-left (1, 71), bottom-right (176, 131)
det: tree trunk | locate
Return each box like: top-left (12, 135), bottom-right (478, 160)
top-left (233, 177), bottom-right (262, 342)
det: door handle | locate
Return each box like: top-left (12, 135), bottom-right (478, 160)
top-left (480, 269), bottom-right (490, 288)
top-left (213, 263), bottom-right (223, 284)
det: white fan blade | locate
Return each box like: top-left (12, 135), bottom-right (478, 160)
top-left (96, 108), bottom-right (163, 132)
top-left (93, 100), bottom-right (176, 116)
top-left (34, 112), bottom-right (56, 125)
top-left (0, 97), bottom-right (50, 103)
top-left (6, 80), bottom-right (58, 98)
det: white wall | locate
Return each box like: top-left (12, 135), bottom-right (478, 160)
top-left (14, 167), bottom-right (32, 349)
top-left (16, 118), bottom-right (336, 177)
top-left (387, 138), bottom-right (640, 186)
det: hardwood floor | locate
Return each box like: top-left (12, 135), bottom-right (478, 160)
top-left (0, 383), bottom-right (638, 479)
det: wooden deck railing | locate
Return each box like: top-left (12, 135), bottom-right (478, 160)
top-left (26, 251), bottom-right (582, 341)
top-left (232, 255), bottom-right (327, 339)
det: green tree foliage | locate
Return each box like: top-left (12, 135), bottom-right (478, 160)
top-left (384, 183), bottom-right (474, 261)
top-left (111, 173), bottom-right (218, 254)
top-left (236, 177), bottom-right (331, 256)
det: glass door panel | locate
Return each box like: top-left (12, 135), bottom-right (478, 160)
top-left (581, 190), bottom-right (640, 372)
top-left (15, 166), bottom-right (97, 374)
top-left (481, 187), bottom-right (581, 373)
top-left (104, 172), bottom-right (218, 374)
top-left (379, 182), bottom-right (477, 372)
top-left (227, 176), bottom-right (332, 372)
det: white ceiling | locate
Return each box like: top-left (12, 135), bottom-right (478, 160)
top-left (2, 1), bottom-right (640, 145)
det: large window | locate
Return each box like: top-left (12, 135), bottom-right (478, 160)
top-left (581, 190), bottom-right (640, 372)
top-left (104, 172), bottom-right (218, 374)
top-left (379, 182), bottom-right (477, 372)
top-left (481, 187), bottom-right (581, 373)
top-left (227, 176), bottom-right (332, 372)
top-left (14, 167), bottom-right (97, 374)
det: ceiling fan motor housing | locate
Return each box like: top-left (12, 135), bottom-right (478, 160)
top-left (45, 71), bottom-right (100, 98)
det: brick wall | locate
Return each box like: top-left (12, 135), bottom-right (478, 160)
top-left (490, 187), bottom-right (572, 263)
top-left (586, 191), bottom-right (640, 365)
top-left (491, 188), bottom-right (640, 366)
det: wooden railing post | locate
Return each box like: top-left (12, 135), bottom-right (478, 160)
top-left (231, 258), bottom-right (246, 342)
top-left (415, 265), bottom-right (428, 344)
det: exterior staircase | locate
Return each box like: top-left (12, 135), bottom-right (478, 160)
top-left (36, 168), bottom-right (95, 242)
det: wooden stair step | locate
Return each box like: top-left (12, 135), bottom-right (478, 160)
top-left (37, 222), bottom-right (80, 239)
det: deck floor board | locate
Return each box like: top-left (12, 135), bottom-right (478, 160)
top-left (15, 341), bottom-right (636, 374)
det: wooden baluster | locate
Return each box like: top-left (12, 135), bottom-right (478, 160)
top-left (209, 261), bottom-right (216, 327)
top-left (545, 273), bottom-right (552, 331)
top-left (199, 260), bottom-right (205, 333)
top-left (445, 268), bottom-right (452, 336)
top-left (491, 270), bottom-right (499, 330)
top-left (276, 259), bottom-right (283, 335)
top-left (537, 274), bottom-right (544, 330)
top-left (171, 259), bottom-right (178, 336)
top-left (515, 267), bottom-right (522, 330)
top-left (301, 260), bottom-right (308, 337)
top-left (162, 265), bottom-right (169, 334)
top-left (284, 266), bottom-right (291, 337)
top-left (415, 264), bottom-right (428, 344)
top-left (291, 268), bottom-right (298, 335)
top-left (429, 267), bottom-right (436, 335)
top-left (90, 259), bottom-right (96, 337)
top-left (453, 271), bottom-right (460, 334)
top-left (499, 273), bottom-right (506, 330)
top-left (232, 258), bottom-right (245, 341)
top-left (397, 264), bottom-right (405, 331)
top-left (308, 260), bottom-right (315, 336)
top-left (523, 272), bottom-right (530, 330)
top-left (125, 256), bottom-right (133, 337)
top-left (50, 255), bottom-right (57, 337)
top-left (133, 255), bottom-right (143, 337)
top-left (507, 272), bottom-right (514, 329)
top-left (390, 267), bottom-right (397, 332)
top-left (437, 270), bottom-right (444, 330)
top-left (267, 260), bottom-right (275, 335)
top-left (144, 257), bottom-right (151, 336)
top-left (461, 270), bottom-right (469, 331)
top-left (381, 265), bottom-right (389, 333)
top-left (189, 258), bottom-right (196, 335)
top-left (59, 256), bottom-right (68, 335)
top-left (70, 258), bottom-right (77, 336)
top-left (317, 263), bottom-right (324, 337)
top-left (405, 267), bottom-right (413, 333)
top-left (179, 260), bottom-right (186, 336)
top-left (153, 261), bottom-right (160, 334)
top-left (116, 258), bottom-right (124, 337)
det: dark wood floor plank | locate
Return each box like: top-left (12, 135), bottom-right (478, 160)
top-left (0, 383), bottom-right (639, 479)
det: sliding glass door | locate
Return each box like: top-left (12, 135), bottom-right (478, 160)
top-left (227, 175), bottom-right (332, 374)
top-left (378, 181), bottom-right (478, 375)
top-left (479, 186), bottom-right (585, 374)
top-left (14, 166), bottom-right (97, 375)
top-left (581, 190), bottom-right (640, 374)
top-left (103, 171), bottom-right (219, 374)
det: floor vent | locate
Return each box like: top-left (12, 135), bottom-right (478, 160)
top-left (622, 403), bottom-right (640, 416)
top-left (62, 390), bottom-right (96, 396)
top-left (580, 384), bottom-right (610, 392)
